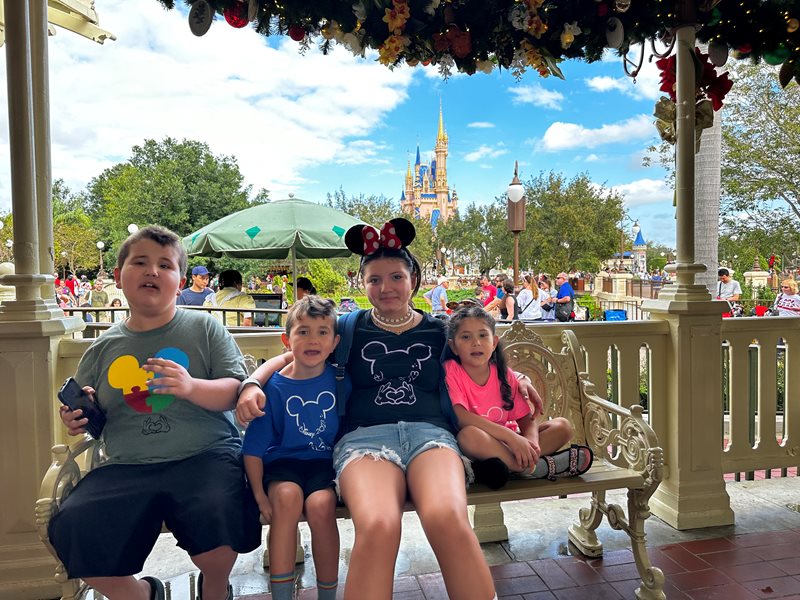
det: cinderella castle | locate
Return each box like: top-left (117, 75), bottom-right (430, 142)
top-left (399, 106), bottom-right (458, 227)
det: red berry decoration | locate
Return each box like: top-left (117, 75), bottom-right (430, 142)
top-left (223, 1), bottom-right (248, 28)
top-left (737, 43), bottom-right (752, 54)
top-left (597, 3), bottom-right (609, 17)
top-left (288, 24), bottom-right (305, 41)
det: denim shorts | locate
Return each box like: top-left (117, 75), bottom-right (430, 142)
top-left (332, 421), bottom-right (469, 493)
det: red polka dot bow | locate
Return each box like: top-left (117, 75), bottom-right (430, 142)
top-left (361, 222), bottom-right (404, 255)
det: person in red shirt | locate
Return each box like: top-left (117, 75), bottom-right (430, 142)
top-left (480, 274), bottom-right (497, 306)
top-left (63, 273), bottom-right (77, 296)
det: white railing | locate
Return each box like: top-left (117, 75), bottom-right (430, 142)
top-left (720, 316), bottom-right (800, 475)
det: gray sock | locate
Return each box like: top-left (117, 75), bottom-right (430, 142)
top-left (317, 579), bottom-right (338, 600)
top-left (270, 572), bottom-right (295, 600)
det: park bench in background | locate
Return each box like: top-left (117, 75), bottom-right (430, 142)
top-left (35, 324), bottom-right (665, 600)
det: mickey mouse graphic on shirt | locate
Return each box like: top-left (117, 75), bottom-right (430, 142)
top-left (361, 341), bottom-right (432, 406)
top-left (286, 390), bottom-right (336, 452)
top-left (107, 347), bottom-right (189, 435)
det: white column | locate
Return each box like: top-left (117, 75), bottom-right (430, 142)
top-left (0, 1), bottom-right (83, 597)
top-left (643, 22), bottom-right (733, 529)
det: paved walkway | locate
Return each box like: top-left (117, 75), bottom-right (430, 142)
top-left (143, 475), bottom-right (800, 599)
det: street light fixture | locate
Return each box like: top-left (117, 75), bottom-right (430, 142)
top-left (60, 250), bottom-right (68, 279)
top-left (507, 161), bottom-right (526, 288)
top-left (127, 223), bottom-right (139, 234)
top-left (96, 241), bottom-right (105, 273)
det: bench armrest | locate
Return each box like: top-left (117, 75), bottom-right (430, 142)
top-left (562, 330), bottom-right (663, 495)
top-left (35, 435), bottom-right (103, 546)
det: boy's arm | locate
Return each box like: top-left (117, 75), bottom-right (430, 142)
top-left (143, 357), bottom-right (240, 411)
top-left (236, 351), bottom-right (293, 424)
top-left (243, 455), bottom-right (272, 523)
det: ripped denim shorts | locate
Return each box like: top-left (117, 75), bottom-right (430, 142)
top-left (332, 421), bottom-right (466, 492)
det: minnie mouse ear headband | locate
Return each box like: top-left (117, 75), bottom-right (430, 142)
top-left (345, 218), bottom-right (416, 257)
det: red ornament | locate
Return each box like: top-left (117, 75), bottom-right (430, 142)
top-left (737, 43), bottom-right (752, 54)
top-left (597, 3), bottom-right (609, 17)
top-left (223, 1), bottom-right (248, 28)
top-left (288, 24), bottom-right (305, 41)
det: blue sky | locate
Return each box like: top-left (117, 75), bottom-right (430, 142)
top-left (0, 0), bottom-right (677, 247)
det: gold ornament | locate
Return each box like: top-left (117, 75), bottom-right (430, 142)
top-left (787, 18), bottom-right (799, 33)
top-left (614, 0), bottom-right (632, 13)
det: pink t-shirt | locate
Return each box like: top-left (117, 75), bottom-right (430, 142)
top-left (444, 360), bottom-right (531, 424)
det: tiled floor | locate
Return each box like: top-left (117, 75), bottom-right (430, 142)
top-left (238, 530), bottom-right (800, 599)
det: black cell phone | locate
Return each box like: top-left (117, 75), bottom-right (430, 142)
top-left (58, 377), bottom-right (106, 439)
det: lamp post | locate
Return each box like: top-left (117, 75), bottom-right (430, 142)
top-left (96, 241), bottom-right (105, 274)
top-left (5, 239), bottom-right (12, 261)
top-left (127, 223), bottom-right (139, 234)
top-left (440, 246), bottom-right (447, 276)
top-left (60, 250), bottom-right (68, 279)
top-left (631, 220), bottom-right (640, 274)
top-left (506, 161), bottom-right (526, 289)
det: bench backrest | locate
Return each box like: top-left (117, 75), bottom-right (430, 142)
top-left (499, 322), bottom-right (588, 447)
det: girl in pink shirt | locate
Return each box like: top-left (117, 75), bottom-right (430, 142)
top-left (444, 306), bottom-right (592, 489)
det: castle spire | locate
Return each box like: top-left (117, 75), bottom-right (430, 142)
top-left (437, 99), bottom-right (446, 141)
top-left (415, 143), bottom-right (420, 166)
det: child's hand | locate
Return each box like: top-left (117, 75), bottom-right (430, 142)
top-left (527, 439), bottom-right (541, 464)
top-left (143, 358), bottom-right (194, 399)
top-left (59, 386), bottom-right (96, 436)
top-left (237, 385), bottom-right (266, 424)
top-left (257, 496), bottom-right (273, 524)
top-left (518, 378), bottom-right (544, 417)
top-left (506, 433), bottom-right (538, 472)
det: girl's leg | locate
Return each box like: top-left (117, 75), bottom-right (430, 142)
top-left (457, 425), bottom-right (517, 468)
top-left (407, 448), bottom-right (495, 600)
top-left (537, 417), bottom-right (574, 455)
top-left (266, 481), bottom-right (305, 575)
top-left (191, 546), bottom-right (237, 600)
top-left (83, 576), bottom-right (152, 600)
top-left (303, 488), bottom-right (340, 583)
top-left (339, 458), bottom-right (406, 600)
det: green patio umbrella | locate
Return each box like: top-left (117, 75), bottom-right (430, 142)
top-left (182, 197), bottom-right (364, 279)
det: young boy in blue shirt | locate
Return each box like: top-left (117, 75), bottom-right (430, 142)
top-left (242, 295), bottom-right (348, 600)
top-left (51, 225), bottom-right (261, 600)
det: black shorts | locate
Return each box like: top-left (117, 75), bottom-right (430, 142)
top-left (263, 458), bottom-right (335, 498)
top-left (48, 446), bottom-right (262, 579)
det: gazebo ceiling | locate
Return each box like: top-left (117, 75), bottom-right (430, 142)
top-left (0, 0), bottom-right (116, 47)
top-left (156, 0), bottom-right (800, 83)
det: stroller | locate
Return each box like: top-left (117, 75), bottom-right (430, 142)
top-left (337, 297), bottom-right (359, 313)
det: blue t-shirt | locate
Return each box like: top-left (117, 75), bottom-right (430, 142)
top-left (428, 285), bottom-right (448, 313)
top-left (242, 364), bottom-right (349, 464)
top-left (177, 287), bottom-right (213, 306)
top-left (557, 282), bottom-right (574, 300)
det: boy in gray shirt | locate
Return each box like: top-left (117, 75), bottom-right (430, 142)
top-left (49, 225), bottom-right (260, 600)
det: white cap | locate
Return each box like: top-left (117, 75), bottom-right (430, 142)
top-left (437, 276), bottom-right (448, 285)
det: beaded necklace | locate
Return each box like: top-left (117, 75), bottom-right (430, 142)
top-left (370, 307), bottom-right (414, 330)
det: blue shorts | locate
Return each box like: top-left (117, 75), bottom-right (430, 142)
top-left (332, 421), bottom-right (467, 493)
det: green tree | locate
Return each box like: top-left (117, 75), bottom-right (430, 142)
top-left (517, 172), bottom-right (624, 275)
top-left (85, 138), bottom-right (252, 252)
top-left (436, 203), bottom-right (506, 276)
top-left (722, 63), bottom-right (800, 233)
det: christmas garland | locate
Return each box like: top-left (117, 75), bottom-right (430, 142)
top-left (158, 0), bottom-right (800, 83)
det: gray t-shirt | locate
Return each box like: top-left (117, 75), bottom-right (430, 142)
top-left (75, 309), bottom-right (246, 464)
top-left (717, 279), bottom-right (742, 300)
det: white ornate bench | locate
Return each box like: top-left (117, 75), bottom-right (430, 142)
top-left (36, 324), bottom-right (665, 600)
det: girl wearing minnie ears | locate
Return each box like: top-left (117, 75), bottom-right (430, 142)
top-left (237, 218), bottom-right (543, 600)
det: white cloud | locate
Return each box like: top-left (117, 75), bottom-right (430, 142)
top-left (468, 121), bottom-right (495, 128)
top-left (540, 114), bottom-right (654, 151)
top-left (336, 140), bottom-right (391, 165)
top-left (585, 76), bottom-right (629, 93)
top-left (593, 46), bottom-right (663, 101)
top-left (463, 144), bottom-right (508, 162)
top-left (585, 154), bottom-right (601, 162)
top-left (611, 178), bottom-right (672, 208)
top-left (507, 83), bottom-right (564, 110)
top-left (0, 0), bottom-right (415, 210)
